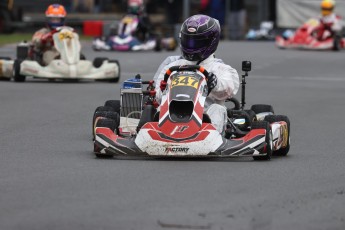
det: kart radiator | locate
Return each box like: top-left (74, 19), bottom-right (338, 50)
top-left (120, 88), bottom-right (143, 119)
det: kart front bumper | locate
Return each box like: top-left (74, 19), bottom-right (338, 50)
top-left (94, 127), bottom-right (269, 158)
top-left (20, 59), bottom-right (119, 80)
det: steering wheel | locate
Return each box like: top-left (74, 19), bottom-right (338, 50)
top-left (225, 97), bottom-right (240, 110)
top-left (163, 65), bottom-right (210, 82)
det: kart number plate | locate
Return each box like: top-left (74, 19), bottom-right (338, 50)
top-left (59, 31), bottom-right (74, 40)
top-left (171, 76), bottom-right (199, 89)
top-left (122, 16), bottom-right (134, 24)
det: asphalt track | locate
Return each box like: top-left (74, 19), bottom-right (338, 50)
top-left (1, 41), bottom-right (345, 230)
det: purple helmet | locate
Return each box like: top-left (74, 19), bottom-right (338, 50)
top-left (180, 15), bottom-right (221, 61)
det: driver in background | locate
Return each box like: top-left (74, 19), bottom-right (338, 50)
top-left (153, 14), bottom-right (239, 134)
top-left (314, 0), bottom-right (343, 41)
top-left (31, 4), bottom-right (67, 65)
top-left (125, 0), bottom-right (153, 42)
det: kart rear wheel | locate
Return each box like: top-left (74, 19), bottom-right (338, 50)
top-left (93, 57), bottom-right (108, 68)
top-left (13, 59), bottom-right (26, 82)
top-left (251, 121), bottom-right (272, 161)
top-left (251, 104), bottom-right (274, 114)
top-left (104, 100), bottom-right (121, 113)
top-left (264, 115), bottom-right (290, 156)
top-left (108, 60), bottom-right (120, 83)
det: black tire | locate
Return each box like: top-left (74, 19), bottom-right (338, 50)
top-left (137, 105), bottom-right (156, 132)
top-left (108, 60), bottom-right (120, 83)
top-left (93, 57), bottom-right (108, 68)
top-left (244, 109), bottom-right (257, 123)
top-left (0, 56), bottom-right (11, 60)
top-left (94, 118), bottom-right (118, 158)
top-left (251, 104), bottom-right (274, 114)
top-left (16, 45), bottom-right (29, 59)
top-left (13, 59), bottom-right (26, 82)
top-left (251, 121), bottom-right (272, 161)
top-left (154, 37), bottom-right (162, 51)
top-left (0, 77), bottom-right (11, 81)
top-left (225, 97), bottom-right (240, 110)
top-left (333, 35), bottom-right (341, 51)
top-left (104, 100), bottom-right (121, 113)
top-left (92, 107), bottom-right (119, 137)
top-left (80, 53), bottom-right (86, 60)
top-left (264, 115), bottom-right (290, 156)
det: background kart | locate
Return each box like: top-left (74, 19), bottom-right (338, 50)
top-left (8, 26), bottom-right (120, 82)
top-left (92, 14), bottom-right (177, 52)
top-left (92, 62), bottom-right (290, 160)
top-left (276, 18), bottom-right (345, 50)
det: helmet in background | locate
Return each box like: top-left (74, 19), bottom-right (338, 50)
top-left (127, 0), bottom-right (144, 15)
top-left (179, 15), bottom-right (221, 61)
top-left (45, 4), bottom-right (67, 29)
top-left (321, 0), bottom-right (335, 16)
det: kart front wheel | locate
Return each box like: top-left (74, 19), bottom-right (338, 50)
top-left (137, 105), bottom-right (156, 132)
top-left (13, 59), bottom-right (26, 82)
top-left (94, 118), bottom-right (118, 158)
top-left (251, 104), bottom-right (274, 114)
top-left (264, 115), bottom-right (290, 156)
top-left (92, 107), bottom-right (119, 138)
top-left (251, 121), bottom-right (273, 161)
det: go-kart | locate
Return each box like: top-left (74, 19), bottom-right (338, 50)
top-left (92, 14), bottom-right (177, 52)
top-left (92, 62), bottom-right (290, 160)
top-left (276, 18), bottom-right (345, 50)
top-left (11, 26), bottom-right (120, 82)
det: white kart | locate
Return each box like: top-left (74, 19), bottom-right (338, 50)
top-left (12, 26), bottom-right (120, 82)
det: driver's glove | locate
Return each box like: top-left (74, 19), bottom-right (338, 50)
top-left (160, 80), bottom-right (167, 91)
top-left (207, 72), bottom-right (218, 94)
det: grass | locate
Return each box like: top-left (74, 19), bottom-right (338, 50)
top-left (0, 33), bottom-right (93, 46)
top-left (0, 33), bottom-right (33, 46)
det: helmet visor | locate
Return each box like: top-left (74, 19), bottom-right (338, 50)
top-left (180, 34), bottom-right (210, 50)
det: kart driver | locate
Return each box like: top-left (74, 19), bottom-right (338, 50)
top-left (126, 0), bottom-right (153, 42)
top-left (153, 14), bottom-right (239, 134)
top-left (314, 0), bottom-right (343, 41)
top-left (31, 4), bottom-right (67, 65)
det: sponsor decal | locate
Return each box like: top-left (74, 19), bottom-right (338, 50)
top-left (165, 145), bottom-right (189, 154)
top-left (171, 76), bottom-right (199, 88)
top-left (23, 67), bottom-right (38, 74)
top-left (170, 125), bottom-right (189, 135)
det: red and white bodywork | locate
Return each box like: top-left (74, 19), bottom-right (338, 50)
top-left (276, 18), bottom-right (345, 50)
top-left (94, 66), bottom-right (271, 158)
